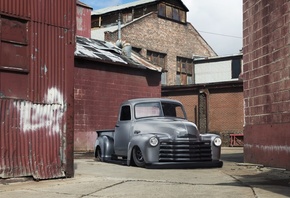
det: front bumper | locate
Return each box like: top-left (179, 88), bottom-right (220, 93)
top-left (146, 160), bottom-right (223, 169)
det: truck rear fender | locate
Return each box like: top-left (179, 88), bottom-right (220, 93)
top-left (95, 135), bottom-right (114, 161)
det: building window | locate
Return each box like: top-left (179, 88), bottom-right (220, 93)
top-left (132, 47), bottom-right (142, 54)
top-left (147, 50), bottom-right (166, 69)
top-left (231, 58), bottom-right (241, 79)
top-left (122, 13), bottom-right (133, 23)
top-left (176, 57), bottom-right (193, 85)
top-left (158, 3), bottom-right (186, 23)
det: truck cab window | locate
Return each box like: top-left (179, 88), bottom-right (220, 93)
top-left (162, 102), bottom-right (186, 119)
top-left (120, 105), bottom-right (131, 121)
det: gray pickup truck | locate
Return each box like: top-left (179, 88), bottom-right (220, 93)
top-left (94, 98), bottom-right (223, 168)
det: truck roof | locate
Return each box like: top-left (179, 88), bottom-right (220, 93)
top-left (122, 98), bottom-right (182, 106)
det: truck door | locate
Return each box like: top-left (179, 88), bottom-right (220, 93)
top-left (114, 105), bottom-right (132, 156)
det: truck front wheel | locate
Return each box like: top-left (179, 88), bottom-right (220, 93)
top-left (132, 146), bottom-right (145, 167)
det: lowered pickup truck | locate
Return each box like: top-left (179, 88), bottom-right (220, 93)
top-left (94, 98), bottom-right (223, 168)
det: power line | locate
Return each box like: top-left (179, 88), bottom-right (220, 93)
top-left (198, 30), bottom-right (242, 39)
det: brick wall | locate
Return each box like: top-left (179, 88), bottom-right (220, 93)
top-left (243, 0), bottom-right (290, 169)
top-left (105, 13), bottom-right (216, 85)
top-left (74, 60), bottom-right (161, 151)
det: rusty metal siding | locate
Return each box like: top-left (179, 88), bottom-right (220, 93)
top-left (0, 0), bottom-right (75, 179)
top-left (76, 5), bottom-right (92, 37)
top-left (0, 99), bottom-right (64, 178)
top-left (29, 23), bottom-right (70, 102)
top-left (0, 0), bottom-right (74, 28)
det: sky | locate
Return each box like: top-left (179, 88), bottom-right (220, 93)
top-left (80, 0), bottom-right (243, 56)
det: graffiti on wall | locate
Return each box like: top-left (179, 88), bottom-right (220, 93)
top-left (15, 88), bottom-right (65, 135)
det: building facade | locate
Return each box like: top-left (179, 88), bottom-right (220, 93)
top-left (243, 0), bottom-right (290, 169)
top-left (91, 0), bottom-right (217, 86)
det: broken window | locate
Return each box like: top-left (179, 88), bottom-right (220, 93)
top-left (176, 57), bottom-right (194, 85)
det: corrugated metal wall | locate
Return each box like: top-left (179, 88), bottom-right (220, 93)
top-left (0, 0), bottom-right (75, 179)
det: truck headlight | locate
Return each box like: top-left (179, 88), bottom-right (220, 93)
top-left (213, 137), bottom-right (222, 146)
top-left (149, 136), bottom-right (159, 147)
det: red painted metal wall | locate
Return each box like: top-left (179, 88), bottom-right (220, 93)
top-left (74, 60), bottom-right (161, 151)
top-left (76, 3), bottom-right (92, 38)
top-left (0, 0), bottom-right (75, 179)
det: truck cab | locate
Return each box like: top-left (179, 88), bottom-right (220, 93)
top-left (95, 98), bottom-right (223, 168)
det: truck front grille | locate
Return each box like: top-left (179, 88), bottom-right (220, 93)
top-left (159, 141), bottom-right (212, 162)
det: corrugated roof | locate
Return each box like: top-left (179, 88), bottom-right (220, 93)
top-left (91, 12), bottom-right (151, 40)
top-left (75, 36), bottom-right (162, 72)
top-left (92, 0), bottom-right (157, 15)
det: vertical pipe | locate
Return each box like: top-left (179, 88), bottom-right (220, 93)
top-left (118, 13), bottom-right (121, 40)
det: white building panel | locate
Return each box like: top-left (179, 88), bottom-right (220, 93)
top-left (195, 60), bottom-right (234, 84)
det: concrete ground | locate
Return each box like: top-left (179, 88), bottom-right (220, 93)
top-left (1, 147), bottom-right (290, 198)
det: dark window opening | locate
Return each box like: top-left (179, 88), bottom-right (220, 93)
top-left (120, 105), bottom-right (131, 121)
top-left (232, 58), bottom-right (241, 79)
top-left (132, 47), bottom-right (142, 54)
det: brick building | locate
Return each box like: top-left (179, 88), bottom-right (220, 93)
top-left (162, 55), bottom-right (244, 146)
top-left (91, 0), bottom-right (217, 86)
top-left (243, 0), bottom-right (290, 169)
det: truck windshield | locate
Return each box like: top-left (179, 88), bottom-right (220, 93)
top-left (135, 102), bottom-right (186, 119)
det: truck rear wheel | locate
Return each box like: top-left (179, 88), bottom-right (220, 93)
top-left (132, 147), bottom-right (145, 167)
top-left (95, 147), bottom-right (102, 162)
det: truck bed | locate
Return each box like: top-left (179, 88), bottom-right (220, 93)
top-left (96, 129), bottom-right (114, 137)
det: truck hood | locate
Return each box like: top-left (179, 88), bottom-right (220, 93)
top-left (133, 117), bottom-right (200, 140)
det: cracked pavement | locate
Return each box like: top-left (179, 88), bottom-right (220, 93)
top-left (1, 147), bottom-right (290, 198)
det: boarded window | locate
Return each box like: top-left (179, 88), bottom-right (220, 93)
top-left (147, 50), bottom-right (166, 69)
top-left (0, 16), bottom-right (29, 73)
top-left (172, 8), bottom-right (180, 21)
top-left (158, 3), bottom-right (186, 23)
top-left (158, 3), bottom-right (166, 17)
top-left (166, 5), bottom-right (172, 19)
top-left (176, 57), bottom-right (193, 85)
top-left (180, 10), bottom-right (186, 23)
top-left (122, 13), bottom-right (133, 23)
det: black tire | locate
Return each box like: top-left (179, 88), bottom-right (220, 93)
top-left (95, 147), bottom-right (103, 162)
top-left (132, 147), bottom-right (145, 167)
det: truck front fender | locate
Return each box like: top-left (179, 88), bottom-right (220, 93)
top-left (200, 133), bottom-right (222, 161)
top-left (95, 135), bottom-right (114, 161)
top-left (127, 135), bottom-right (159, 166)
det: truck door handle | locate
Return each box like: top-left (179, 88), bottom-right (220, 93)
top-left (115, 125), bottom-right (119, 127)
top-left (134, 130), bottom-right (141, 134)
